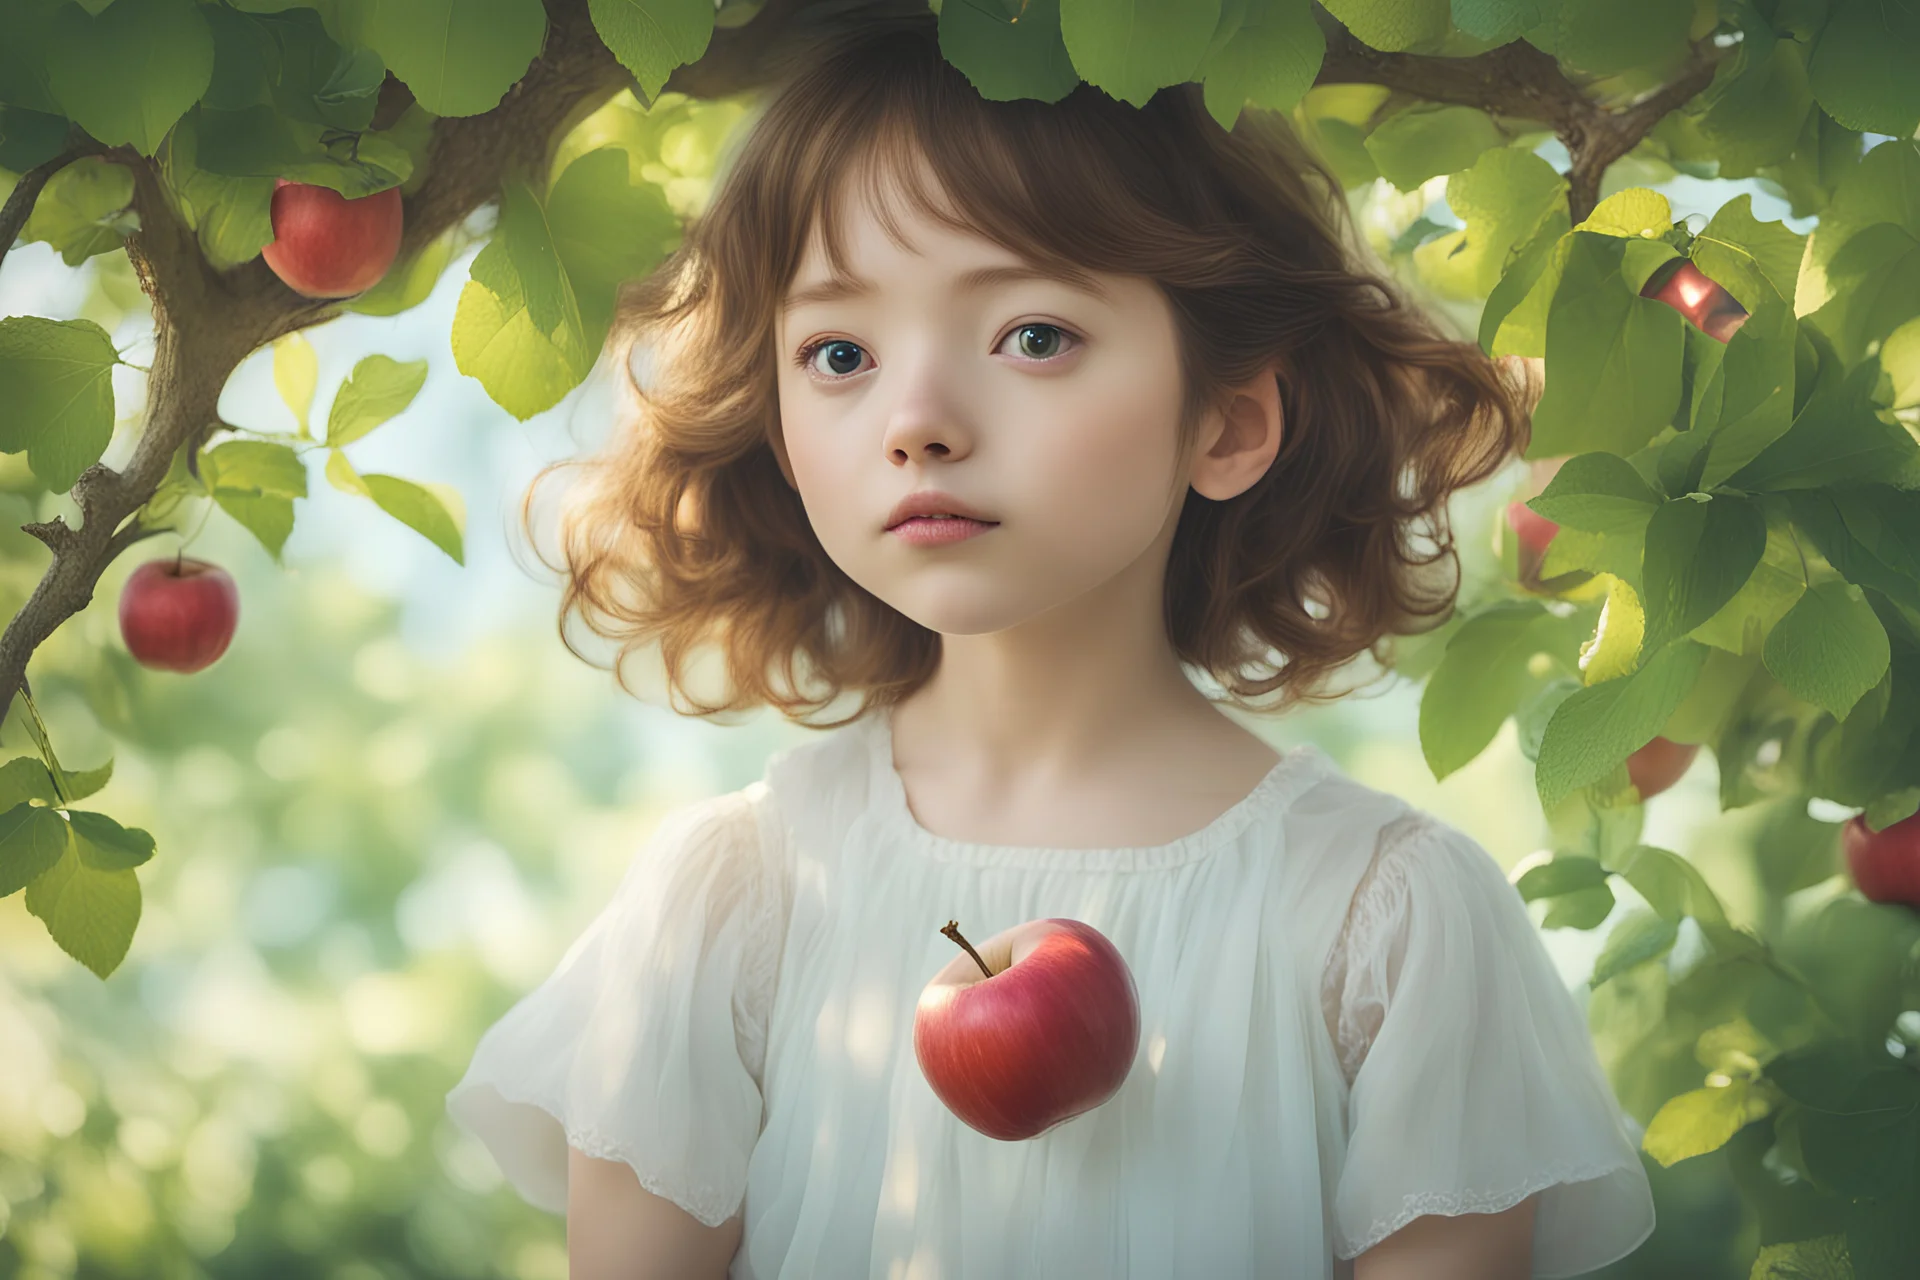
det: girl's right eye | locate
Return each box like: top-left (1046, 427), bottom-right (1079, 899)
top-left (794, 339), bottom-right (868, 379)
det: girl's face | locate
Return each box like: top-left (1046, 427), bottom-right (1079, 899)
top-left (774, 166), bottom-right (1198, 639)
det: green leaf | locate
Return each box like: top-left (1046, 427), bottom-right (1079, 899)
top-left (44, 0), bottom-right (214, 154)
top-left (1451, 0), bottom-right (1547, 43)
top-left (1483, 216), bottom-right (1571, 355)
top-left (1810, 221), bottom-right (1920, 364)
top-left (0, 106), bottom-right (73, 172)
top-left (325, 447), bottom-right (372, 497)
top-left (326, 355), bottom-right (428, 446)
top-left (1865, 788), bottom-right (1920, 832)
top-left (1807, 0), bottom-right (1920, 138)
top-left (1529, 451), bottom-right (1661, 535)
top-left (211, 491), bottom-right (295, 561)
top-left (1419, 602), bottom-right (1566, 779)
top-left (0, 0), bottom-right (66, 117)
top-left (0, 803), bottom-right (69, 898)
top-left (359, 474), bottom-right (465, 564)
top-left (1642, 496), bottom-right (1769, 654)
top-left (588, 0), bottom-right (713, 100)
top-left (0, 316), bottom-right (119, 493)
top-left (545, 146), bottom-right (682, 340)
top-left (1749, 1236), bottom-right (1852, 1280)
top-left (1764, 580), bottom-right (1891, 720)
top-left (1797, 139), bottom-right (1920, 321)
top-left (1416, 147), bottom-right (1565, 300)
top-left (1697, 23), bottom-right (1814, 176)
top-left (358, 0), bottom-right (546, 117)
top-left (0, 758), bottom-right (58, 812)
top-left (202, 440), bottom-right (308, 499)
top-left (1619, 843), bottom-right (1729, 926)
top-left (1730, 361), bottom-right (1920, 492)
top-left (1537, 640), bottom-right (1711, 808)
top-left (21, 155), bottom-right (138, 266)
top-left (158, 111), bottom-right (276, 270)
top-left (65, 810), bottom-right (155, 872)
top-left (1195, 0), bottom-right (1324, 130)
top-left (938, 0), bottom-right (1080, 104)
top-left (1643, 1080), bottom-right (1766, 1167)
top-left (1691, 517), bottom-right (1807, 655)
top-left (1787, 488), bottom-right (1920, 615)
top-left (59, 759), bottom-right (112, 803)
top-left (1543, 882), bottom-right (1617, 929)
top-left (24, 837), bottom-right (141, 978)
top-left (453, 181), bottom-right (596, 419)
top-left (273, 335), bottom-right (318, 432)
top-left (1557, 0), bottom-right (1692, 76)
top-left (1577, 187), bottom-right (1673, 239)
top-left (1363, 103), bottom-right (1504, 191)
top-left (1591, 907), bottom-right (1681, 988)
top-left (1527, 232), bottom-right (1685, 459)
top-left (1514, 852), bottom-right (1610, 903)
top-left (1690, 194), bottom-right (1806, 311)
top-left (1319, 0), bottom-right (1450, 51)
top-left (1885, 316), bottom-right (1920, 410)
top-left (1058, 0), bottom-right (1218, 108)
top-left (203, 440), bottom-right (304, 563)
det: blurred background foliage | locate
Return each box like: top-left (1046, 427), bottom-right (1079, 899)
top-left (0, 79), bottom-right (1907, 1280)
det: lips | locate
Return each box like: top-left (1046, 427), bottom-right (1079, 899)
top-left (885, 491), bottom-right (999, 530)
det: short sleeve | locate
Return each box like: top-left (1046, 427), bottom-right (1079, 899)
top-left (1324, 815), bottom-right (1655, 1276)
top-left (445, 783), bottom-right (789, 1228)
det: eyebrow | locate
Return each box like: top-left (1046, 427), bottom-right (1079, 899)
top-left (781, 262), bottom-right (1110, 313)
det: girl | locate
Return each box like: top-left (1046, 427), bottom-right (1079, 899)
top-left (447, 11), bottom-right (1655, 1279)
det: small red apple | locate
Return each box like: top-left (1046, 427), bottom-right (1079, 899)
top-left (261, 179), bottom-right (403, 299)
top-left (118, 556), bottom-right (239, 673)
top-left (1507, 499), bottom-right (1560, 585)
top-left (1627, 736), bottom-right (1700, 800)
top-left (914, 917), bottom-right (1140, 1142)
top-left (1843, 811), bottom-right (1920, 909)
top-left (1642, 260), bottom-right (1749, 343)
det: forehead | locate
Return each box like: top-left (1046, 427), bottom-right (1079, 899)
top-left (781, 151), bottom-right (1107, 312)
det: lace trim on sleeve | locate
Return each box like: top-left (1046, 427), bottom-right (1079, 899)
top-left (566, 1117), bottom-right (741, 1229)
top-left (1319, 813), bottom-right (1431, 1087)
top-left (1333, 1157), bottom-right (1643, 1260)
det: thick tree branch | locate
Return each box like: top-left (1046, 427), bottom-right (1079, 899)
top-left (1314, 28), bottom-right (1727, 223)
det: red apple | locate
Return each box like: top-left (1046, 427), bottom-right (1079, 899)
top-left (1627, 736), bottom-right (1700, 800)
top-left (119, 557), bottom-right (239, 673)
top-left (1844, 811), bottom-right (1920, 909)
top-left (1642, 260), bottom-right (1749, 343)
top-left (261, 180), bottom-right (403, 298)
top-left (1506, 500), bottom-right (1560, 587)
top-left (914, 917), bottom-right (1140, 1141)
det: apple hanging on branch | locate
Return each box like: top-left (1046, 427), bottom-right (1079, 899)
top-left (1641, 260), bottom-right (1749, 342)
top-left (1843, 810), bottom-right (1920, 910)
top-left (261, 179), bottom-right (404, 299)
top-left (914, 917), bottom-right (1140, 1141)
top-left (1627, 736), bottom-right (1700, 801)
top-left (118, 557), bottom-right (239, 673)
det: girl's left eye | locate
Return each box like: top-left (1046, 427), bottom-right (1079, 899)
top-left (792, 323), bottom-right (1078, 380)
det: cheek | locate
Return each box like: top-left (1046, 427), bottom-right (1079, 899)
top-left (1021, 371), bottom-right (1181, 533)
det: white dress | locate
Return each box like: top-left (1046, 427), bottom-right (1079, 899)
top-left (446, 706), bottom-right (1655, 1278)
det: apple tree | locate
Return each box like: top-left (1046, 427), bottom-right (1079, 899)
top-left (3, 0), bottom-right (1920, 1273)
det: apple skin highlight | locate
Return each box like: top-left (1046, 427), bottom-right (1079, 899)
top-left (914, 918), bottom-right (1141, 1142)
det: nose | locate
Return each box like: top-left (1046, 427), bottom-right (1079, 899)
top-left (879, 354), bottom-right (972, 465)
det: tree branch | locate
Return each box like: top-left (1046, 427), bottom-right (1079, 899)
top-left (1314, 28), bottom-right (1728, 223)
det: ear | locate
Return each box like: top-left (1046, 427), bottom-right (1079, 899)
top-left (1188, 363), bottom-right (1283, 502)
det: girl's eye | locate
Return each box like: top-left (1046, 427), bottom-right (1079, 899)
top-left (792, 324), bottom-right (1077, 381)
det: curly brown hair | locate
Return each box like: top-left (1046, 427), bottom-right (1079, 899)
top-left (523, 9), bottom-right (1530, 731)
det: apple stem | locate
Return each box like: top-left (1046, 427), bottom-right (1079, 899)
top-left (940, 920), bottom-right (995, 979)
